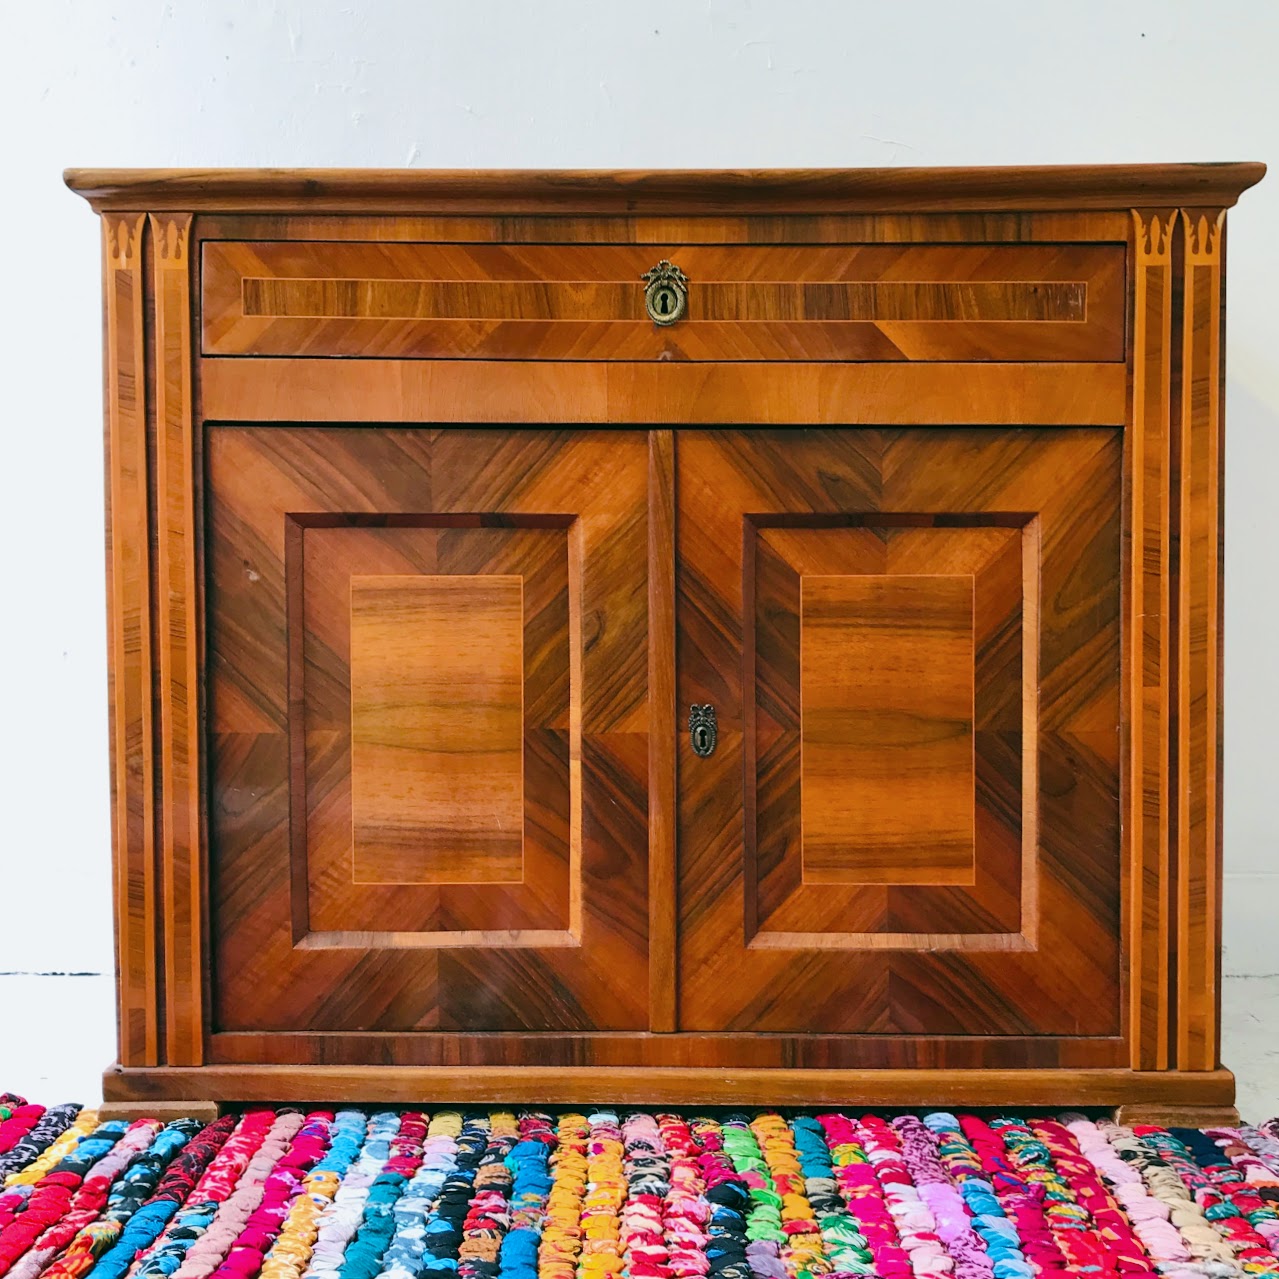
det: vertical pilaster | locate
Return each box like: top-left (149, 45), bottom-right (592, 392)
top-left (1128, 210), bottom-right (1177, 1071)
top-left (1176, 207), bottom-right (1226, 1071)
top-left (151, 213), bottom-right (204, 1066)
top-left (103, 212), bottom-right (159, 1066)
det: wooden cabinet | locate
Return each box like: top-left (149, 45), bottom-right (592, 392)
top-left (67, 164), bottom-right (1264, 1118)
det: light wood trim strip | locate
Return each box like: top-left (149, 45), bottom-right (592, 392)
top-left (102, 1063), bottom-right (1237, 1108)
top-left (648, 431), bottom-right (677, 1031)
top-left (1127, 209), bottom-right (1177, 1071)
top-left (151, 213), bottom-right (205, 1066)
top-left (200, 360), bottom-right (1127, 426)
top-left (103, 213), bottom-right (159, 1067)
top-left (64, 163), bottom-right (1266, 214)
top-left (1176, 208), bottom-right (1226, 1071)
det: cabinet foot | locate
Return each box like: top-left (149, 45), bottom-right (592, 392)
top-left (97, 1099), bottom-right (223, 1123)
top-left (1114, 1103), bottom-right (1240, 1127)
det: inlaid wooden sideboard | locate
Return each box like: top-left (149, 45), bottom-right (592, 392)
top-left (66, 164), bottom-right (1265, 1119)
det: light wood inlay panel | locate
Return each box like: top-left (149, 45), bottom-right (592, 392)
top-left (350, 575), bottom-right (524, 886)
top-left (801, 574), bottom-right (975, 885)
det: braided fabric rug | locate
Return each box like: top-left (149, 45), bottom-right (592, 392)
top-left (2, 1096), bottom-right (1279, 1279)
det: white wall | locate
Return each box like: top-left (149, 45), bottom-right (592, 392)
top-left (2, 0), bottom-right (1276, 977)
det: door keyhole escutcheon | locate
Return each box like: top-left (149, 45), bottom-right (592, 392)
top-left (689, 704), bottom-right (717, 757)
top-left (642, 259), bottom-right (689, 327)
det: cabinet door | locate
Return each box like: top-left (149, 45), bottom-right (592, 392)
top-left (677, 428), bottom-right (1122, 1037)
top-left (207, 428), bottom-right (649, 1033)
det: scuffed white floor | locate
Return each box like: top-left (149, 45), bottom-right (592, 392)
top-left (0, 972), bottom-right (1275, 1119)
top-left (1224, 975), bottom-right (1279, 1123)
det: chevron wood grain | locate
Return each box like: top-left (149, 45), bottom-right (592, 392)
top-left (205, 428), bottom-right (650, 1033)
top-left (202, 241), bottom-right (1125, 362)
top-left (677, 428), bottom-right (1122, 1039)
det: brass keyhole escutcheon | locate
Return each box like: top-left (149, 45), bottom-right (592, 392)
top-left (689, 704), bottom-right (717, 758)
top-left (643, 259), bottom-right (689, 327)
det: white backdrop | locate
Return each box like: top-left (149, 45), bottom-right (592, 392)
top-left (2, 0), bottom-right (1276, 977)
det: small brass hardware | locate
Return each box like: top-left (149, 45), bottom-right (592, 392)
top-left (689, 704), bottom-right (717, 757)
top-left (643, 260), bottom-right (689, 326)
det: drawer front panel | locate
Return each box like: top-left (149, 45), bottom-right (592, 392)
top-left (202, 240), bottom-right (1126, 362)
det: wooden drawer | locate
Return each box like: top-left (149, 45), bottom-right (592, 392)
top-left (201, 240), bottom-right (1126, 362)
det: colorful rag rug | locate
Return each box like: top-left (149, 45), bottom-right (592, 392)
top-left (2, 1097), bottom-right (1279, 1279)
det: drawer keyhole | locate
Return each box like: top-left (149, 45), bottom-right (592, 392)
top-left (642, 259), bottom-right (689, 327)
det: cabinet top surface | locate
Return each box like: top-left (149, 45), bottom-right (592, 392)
top-left (64, 162), bottom-right (1265, 214)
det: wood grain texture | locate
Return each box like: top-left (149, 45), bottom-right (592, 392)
top-left (103, 212), bottom-right (159, 1067)
top-left (151, 213), bottom-right (204, 1068)
top-left (77, 170), bottom-right (1258, 1099)
top-left (202, 241), bottom-right (1124, 362)
top-left (1113, 1103), bottom-right (1240, 1127)
top-left (201, 359), bottom-right (1128, 426)
top-left (743, 515), bottom-right (1033, 947)
top-left (97, 1100), bottom-right (222, 1124)
top-left (1127, 210), bottom-right (1178, 1072)
top-left (647, 431), bottom-right (677, 1032)
top-left (1177, 208), bottom-right (1226, 1072)
top-left (101, 1062), bottom-right (1237, 1110)
top-left (193, 210), bottom-right (1135, 245)
top-left (206, 428), bottom-right (651, 1034)
top-left (678, 429), bottom-right (1122, 1038)
top-left (206, 1030), bottom-right (1128, 1070)
top-left (291, 518), bottom-right (575, 944)
top-left (65, 163), bottom-right (1266, 213)
top-left (349, 575), bottom-right (524, 885)
top-left (800, 574), bottom-right (976, 884)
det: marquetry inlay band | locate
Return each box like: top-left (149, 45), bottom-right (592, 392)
top-left (241, 276), bottom-right (1087, 323)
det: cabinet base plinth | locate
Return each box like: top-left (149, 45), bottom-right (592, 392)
top-left (102, 1063), bottom-right (1236, 1112)
top-left (97, 1099), bottom-right (222, 1123)
top-left (1113, 1102), bottom-right (1241, 1127)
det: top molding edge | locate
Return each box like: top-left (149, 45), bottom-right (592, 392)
top-left (63, 163), bottom-right (1266, 216)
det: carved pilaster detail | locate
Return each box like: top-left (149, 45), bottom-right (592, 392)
top-left (1184, 208), bottom-right (1224, 263)
top-left (153, 213), bottom-right (190, 266)
top-left (1136, 208), bottom-right (1176, 263)
top-left (105, 212), bottom-right (145, 266)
